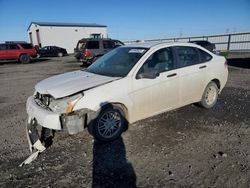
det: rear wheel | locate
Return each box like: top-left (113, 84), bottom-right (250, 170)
top-left (19, 54), bottom-right (31, 63)
top-left (199, 82), bottom-right (219, 109)
top-left (92, 107), bottom-right (126, 142)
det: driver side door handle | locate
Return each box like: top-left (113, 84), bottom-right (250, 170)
top-left (199, 65), bottom-right (207, 69)
top-left (167, 73), bottom-right (177, 78)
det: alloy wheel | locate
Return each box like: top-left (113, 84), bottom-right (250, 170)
top-left (97, 110), bottom-right (122, 139)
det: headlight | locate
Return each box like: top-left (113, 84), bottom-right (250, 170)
top-left (49, 93), bottom-right (83, 113)
top-left (66, 96), bottom-right (81, 113)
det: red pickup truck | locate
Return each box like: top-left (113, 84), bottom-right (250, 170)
top-left (0, 42), bottom-right (37, 63)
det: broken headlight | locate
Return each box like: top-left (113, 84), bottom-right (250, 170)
top-left (35, 92), bottom-right (52, 108)
top-left (49, 93), bottom-right (83, 114)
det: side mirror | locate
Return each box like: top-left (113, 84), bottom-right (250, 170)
top-left (136, 69), bottom-right (160, 79)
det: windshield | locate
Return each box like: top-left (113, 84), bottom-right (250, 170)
top-left (86, 47), bottom-right (148, 77)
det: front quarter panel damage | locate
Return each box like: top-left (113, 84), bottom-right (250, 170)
top-left (21, 107), bottom-right (97, 166)
top-left (61, 108), bottom-right (97, 135)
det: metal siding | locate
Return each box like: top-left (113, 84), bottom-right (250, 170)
top-left (124, 32), bottom-right (250, 51)
top-left (27, 23), bottom-right (107, 53)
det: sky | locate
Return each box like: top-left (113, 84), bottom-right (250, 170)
top-left (0, 0), bottom-right (250, 42)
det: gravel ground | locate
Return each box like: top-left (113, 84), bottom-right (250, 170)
top-left (0, 56), bottom-right (249, 187)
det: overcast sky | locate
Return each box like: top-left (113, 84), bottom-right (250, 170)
top-left (0, 0), bottom-right (250, 42)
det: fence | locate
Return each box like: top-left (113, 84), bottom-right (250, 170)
top-left (125, 32), bottom-right (250, 52)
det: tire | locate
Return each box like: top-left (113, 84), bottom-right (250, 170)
top-left (40, 127), bottom-right (54, 148)
top-left (57, 52), bottom-right (63, 57)
top-left (19, 54), bottom-right (31, 63)
top-left (92, 107), bottom-right (126, 142)
top-left (199, 82), bottom-right (219, 109)
top-left (37, 53), bottom-right (41, 58)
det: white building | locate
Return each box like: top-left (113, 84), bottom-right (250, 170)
top-left (27, 22), bottom-right (107, 53)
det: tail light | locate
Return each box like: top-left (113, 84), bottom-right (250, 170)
top-left (83, 49), bottom-right (92, 58)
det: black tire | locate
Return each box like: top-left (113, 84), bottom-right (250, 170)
top-left (91, 107), bottom-right (126, 142)
top-left (199, 82), bottom-right (219, 109)
top-left (19, 54), bottom-right (31, 63)
top-left (40, 127), bottom-right (54, 148)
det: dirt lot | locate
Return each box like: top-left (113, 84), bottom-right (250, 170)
top-left (0, 56), bottom-right (249, 187)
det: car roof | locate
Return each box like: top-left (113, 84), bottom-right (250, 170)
top-left (79, 38), bottom-right (119, 42)
top-left (124, 41), bottom-right (202, 49)
top-left (0, 43), bottom-right (20, 45)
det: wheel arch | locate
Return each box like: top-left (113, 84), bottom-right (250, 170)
top-left (19, 53), bottom-right (31, 63)
top-left (100, 102), bottom-right (129, 121)
top-left (86, 102), bottom-right (129, 141)
top-left (210, 78), bottom-right (221, 90)
top-left (19, 53), bottom-right (28, 58)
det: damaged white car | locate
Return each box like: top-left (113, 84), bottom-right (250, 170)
top-left (24, 42), bottom-right (228, 164)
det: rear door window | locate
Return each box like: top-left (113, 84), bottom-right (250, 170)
top-left (103, 41), bottom-right (115, 49)
top-left (86, 41), bottom-right (99, 49)
top-left (175, 46), bottom-right (199, 68)
top-left (0, 44), bottom-right (7, 50)
top-left (8, 44), bottom-right (19, 50)
top-left (198, 49), bottom-right (212, 62)
top-left (77, 41), bottom-right (86, 50)
top-left (138, 47), bottom-right (174, 75)
top-left (20, 43), bottom-right (33, 49)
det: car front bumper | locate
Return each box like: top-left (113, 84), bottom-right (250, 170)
top-left (27, 96), bottom-right (62, 130)
top-left (26, 96), bottom-right (96, 149)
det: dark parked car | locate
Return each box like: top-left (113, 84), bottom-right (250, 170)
top-left (0, 42), bottom-right (37, 63)
top-left (74, 38), bottom-right (124, 65)
top-left (190, 40), bottom-right (216, 52)
top-left (37, 46), bottom-right (67, 58)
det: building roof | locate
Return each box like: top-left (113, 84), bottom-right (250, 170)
top-left (27, 22), bottom-right (107, 31)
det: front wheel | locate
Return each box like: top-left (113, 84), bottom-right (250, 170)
top-left (199, 82), bottom-right (219, 109)
top-left (92, 107), bottom-right (126, 142)
top-left (19, 54), bottom-right (31, 63)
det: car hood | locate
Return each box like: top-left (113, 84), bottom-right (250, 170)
top-left (35, 70), bottom-right (120, 99)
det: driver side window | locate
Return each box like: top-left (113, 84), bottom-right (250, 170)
top-left (138, 47), bottom-right (174, 75)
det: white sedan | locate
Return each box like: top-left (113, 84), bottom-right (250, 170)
top-left (26, 42), bottom-right (228, 150)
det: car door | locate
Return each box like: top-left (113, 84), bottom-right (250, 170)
top-left (0, 44), bottom-right (8, 59)
top-left (130, 47), bottom-right (180, 122)
top-left (7, 44), bottom-right (20, 59)
top-left (49, 46), bottom-right (55, 56)
top-left (39, 46), bottom-right (47, 56)
top-left (174, 46), bottom-right (208, 106)
top-left (47, 46), bottom-right (54, 56)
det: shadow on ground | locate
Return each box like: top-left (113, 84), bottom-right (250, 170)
top-left (92, 138), bottom-right (137, 188)
top-left (227, 58), bottom-right (250, 69)
top-left (31, 58), bottom-right (51, 64)
top-left (0, 58), bottom-right (50, 65)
